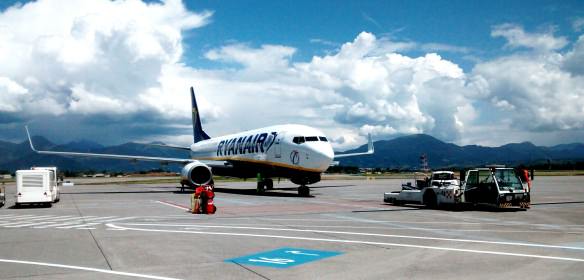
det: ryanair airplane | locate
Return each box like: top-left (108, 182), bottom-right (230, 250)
top-left (26, 87), bottom-right (373, 196)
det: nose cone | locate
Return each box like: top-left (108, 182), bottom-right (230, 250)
top-left (312, 142), bottom-right (334, 170)
top-left (322, 143), bottom-right (334, 161)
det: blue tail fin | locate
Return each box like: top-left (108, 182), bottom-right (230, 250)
top-left (191, 87), bottom-right (211, 143)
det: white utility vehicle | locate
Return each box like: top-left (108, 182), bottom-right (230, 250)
top-left (384, 171), bottom-right (461, 208)
top-left (15, 167), bottom-right (60, 207)
top-left (0, 183), bottom-right (5, 207)
top-left (384, 167), bottom-right (531, 209)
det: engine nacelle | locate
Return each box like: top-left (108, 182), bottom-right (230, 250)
top-left (180, 162), bottom-right (213, 186)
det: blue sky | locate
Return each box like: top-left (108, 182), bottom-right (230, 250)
top-left (0, 0), bottom-right (583, 148)
top-left (177, 0), bottom-right (584, 70)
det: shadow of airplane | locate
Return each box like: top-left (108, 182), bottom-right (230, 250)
top-left (531, 201), bottom-right (584, 206)
top-left (213, 187), bottom-right (312, 197)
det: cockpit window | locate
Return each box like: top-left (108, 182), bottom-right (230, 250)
top-left (305, 136), bottom-right (318, 141)
top-left (293, 136), bottom-right (305, 144)
top-left (319, 137), bottom-right (328, 142)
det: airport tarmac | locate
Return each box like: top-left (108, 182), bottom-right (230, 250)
top-left (0, 176), bottom-right (583, 279)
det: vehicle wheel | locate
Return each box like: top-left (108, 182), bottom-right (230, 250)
top-left (257, 182), bottom-right (266, 195)
top-left (424, 191), bottom-right (437, 209)
top-left (298, 185), bottom-right (310, 197)
top-left (265, 179), bottom-right (274, 190)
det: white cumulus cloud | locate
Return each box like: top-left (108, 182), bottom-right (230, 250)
top-left (491, 23), bottom-right (568, 51)
top-left (0, 0), bottom-right (211, 120)
top-left (1, 1), bottom-right (583, 149)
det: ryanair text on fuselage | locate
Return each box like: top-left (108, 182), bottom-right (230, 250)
top-left (216, 132), bottom-right (278, 156)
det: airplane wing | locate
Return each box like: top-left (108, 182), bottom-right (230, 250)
top-left (142, 143), bottom-right (191, 151)
top-left (334, 133), bottom-right (374, 159)
top-left (25, 126), bottom-right (194, 164)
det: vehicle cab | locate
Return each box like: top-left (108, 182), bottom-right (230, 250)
top-left (462, 167), bottom-right (530, 208)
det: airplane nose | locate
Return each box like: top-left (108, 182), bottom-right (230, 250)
top-left (316, 143), bottom-right (334, 161)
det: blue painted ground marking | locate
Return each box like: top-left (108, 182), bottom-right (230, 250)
top-left (226, 247), bottom-right (342, 268)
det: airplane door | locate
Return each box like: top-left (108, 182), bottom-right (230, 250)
top-left (275, 138), bottom-right (281, 158)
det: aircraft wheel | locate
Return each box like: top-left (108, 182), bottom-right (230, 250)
top-left (298, 185), bottom-right (310, 197)
top-left (265, 179), bottom-right (274, 190)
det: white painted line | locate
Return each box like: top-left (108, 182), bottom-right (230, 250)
top-left (3, 216), bottom-right (61, 224)
top-left (34, 216), bottom-right (107, 228)
top-left (0, 214), bottom-right (21, 218)
top-left (171, 222), bottom-right (584, 234)
top-left (0, 258), bottom-right (181, 280)
top-left (75, 227), bottom-right (96, 230)
top-left (34, 222), bottom-right (84, 228)
top-left (74, 216), bottom-right (117, 223)
top-left (57, 223), bottom-right (100, 229)
top-left (97, 216), bottom-right (136, 223)
top-left (120, 223), bottom-right (584, 252)
top-left (44, 216), bottom-right (95, 222)
top-left (79, 216), bottom-right (116, 222)
top-left (4, 221), bottom-right (58, 228)
top-left (156, 201), bottom-right (190, 211)
top-left (0, 218), bottom-right (55, 226)
top-left (106, 223), bottom-right (584, 263)
top-left (3, 215), bottom-right (53, 222)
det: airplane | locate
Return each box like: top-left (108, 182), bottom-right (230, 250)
top-left (26, 87), bottom-right (374, 196)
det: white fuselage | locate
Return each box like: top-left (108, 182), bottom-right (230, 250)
top-left (189, 124), bottom-right (334, 173)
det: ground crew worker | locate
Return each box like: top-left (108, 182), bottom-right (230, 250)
top-left (523, 169), bottom-right (532, 190)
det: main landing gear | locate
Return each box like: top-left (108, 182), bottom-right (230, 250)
top-left (298, 185), bottom-right (310, 197)
top-left (256, 178), bottom-right (273, 194)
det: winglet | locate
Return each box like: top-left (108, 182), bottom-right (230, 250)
top-left (25, 125), bottom-right (38, 152)
top-left (367, 133), bottom-right (374, 154)
top-left (333, 133), bottom-right (375, 159)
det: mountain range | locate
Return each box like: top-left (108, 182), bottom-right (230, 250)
top-left (1, 134), bottom-right (584, 172)
top-left (338, 134), bottom-right (584, 169)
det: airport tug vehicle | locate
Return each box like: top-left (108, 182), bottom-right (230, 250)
top-left (384, 171), bottom-right (461, 208)
top-left (384, 168), bottom-right (531, 209)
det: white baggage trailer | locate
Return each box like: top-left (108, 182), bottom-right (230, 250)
top-left (15, 168), bottom-right (60, 207)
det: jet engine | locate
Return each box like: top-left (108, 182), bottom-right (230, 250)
top-left (180, 161), bottom-right (213, 186)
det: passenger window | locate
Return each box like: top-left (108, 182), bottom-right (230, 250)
top-left (293, 136), bottom-right (305, 144)
top-left (306, 136), bottom-right (318, 141)
top-left (319, 137), bottom-right (328, 142)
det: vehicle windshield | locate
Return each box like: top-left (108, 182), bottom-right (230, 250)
top-left (494, 169), bottom-right (523, 190)
top-left (432, 173), bottom-right (454, 180)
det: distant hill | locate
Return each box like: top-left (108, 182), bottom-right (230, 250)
top-left (0, 136), bottom-right (188, 172)
top-left (337, 134), bottom-right (584, 169)
top-left (1, 134), bottom-right (583, 172)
